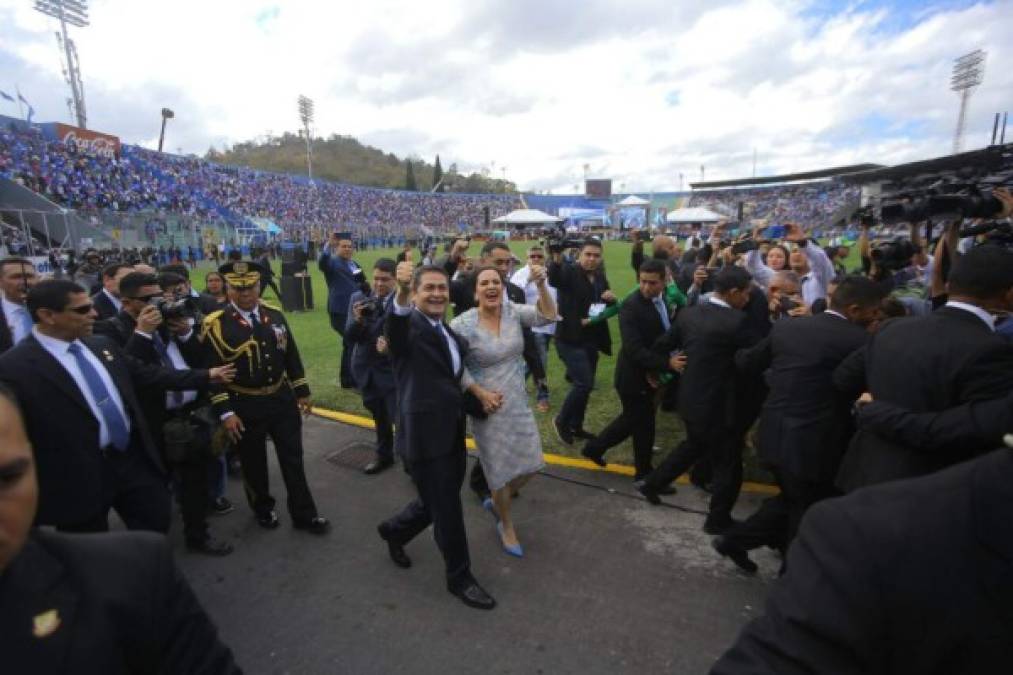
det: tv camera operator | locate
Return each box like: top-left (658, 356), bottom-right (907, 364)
top-left (93, 271), bottom-right (236, 555)
top-left (346, 258), bottom-right (399, 475)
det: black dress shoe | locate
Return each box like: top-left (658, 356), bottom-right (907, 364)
top-left (363, 457), bottom-right (394, 475)
top-left (552, 416), bottom-right (574, 446)
top-left (377, 524), bottom-right (411, 568)
top-left (703, 516), bottom-right (737, 535)
top-left (208, 496), bottom-right (235, 516)
top-left (655, 484), bottom-right (677, 496)
top-left (713, 536), bottom-right (758, 574)
top-left (580, 444), bottom-right (607, 468)
top-left (636, 481), bottom-right (662, 505)
top-left (186, 537), bottom-right (235, 557)
top-left (573, 428), bottom-right (596, 441)
top-left (257, 510), bottom-right (280, 529)
top-left (447, 576), bottom-right (496, 610)
top-left (293, 516), bottom-right (331, 535)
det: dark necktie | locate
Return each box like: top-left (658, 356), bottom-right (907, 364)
top-left (67, 343), bottom-right (131, 451)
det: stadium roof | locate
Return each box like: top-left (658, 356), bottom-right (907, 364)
top-left (834, 143), bottom-right (1012, 184)
top-left (689, 163), bottom-right (884, 190)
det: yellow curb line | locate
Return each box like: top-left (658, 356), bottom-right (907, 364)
top-left (311, 406), bottom-right (779, 496)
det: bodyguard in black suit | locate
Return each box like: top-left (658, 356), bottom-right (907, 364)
top-left (713, 276), bottom-right (885, 572)
top-left (377, 263), bottom-right (496, 610)
top-left (0, 389), bottom-right (241, 674)
top-left (833, 245), bottom-right (1013, 491)
top-left (581, 259), bottom-right (685, 479)
top-left (345, 258), bottom-right (398, 474)
top-left (0, 280), bottom-right (214, 534)
top-left (638, 267), bottom-right (761, 533)
top-left (90, 262), bottom-right (133, 321)
top-left (712, 445), bottom-right (1013, 675)
top-left (0, 257), bottom-right (38, 355)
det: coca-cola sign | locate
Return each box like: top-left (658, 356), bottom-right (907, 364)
top-left (53, 123), bottom-right (121, 158)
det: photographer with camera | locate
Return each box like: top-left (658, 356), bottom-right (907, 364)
top-left (548, 237), bottom-right (616, 445)
top-left (346, 258), bottom-right (399, 475)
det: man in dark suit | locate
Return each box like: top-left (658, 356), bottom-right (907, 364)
top-left (319, 232), bottom-right (367, 388)
top-left (158, 263), bottom-right (221, 315)
top-left (833, 244), bottom-right (1013, 491)
top-left (0, 280), bottom-right (227, 534)
top-left (711, 443), bottom-right (1013, 675)
top-left (0, 257), bottom-right (38, 355)
top-left (580, 258), bottom-right (686, 480)
top-left (377, 263), bottom-right (496, 610)
top-left (90, 262), bottom-right (133, 321)
top-left (638, 266), bottom-right (761, 533)
top-left (549, 238), bottom-right (617, 445)
top-left (0, 386), bottom-right (241, 674)
top-left (712, 276), bottom-right (885, 573)
top-left (346, 258), bottom-right (398, 475)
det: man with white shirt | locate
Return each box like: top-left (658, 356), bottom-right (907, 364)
top-left (833, 244), bottom-right (1013, 493)
top-left (744, 223), bottom-right (835, 309)
top-left (0, 258), bottom-right (38, 354)
top-left (510, 245), bottom-right (557, 411)
top-left (377, 263), bottom-right (496, 611)
top-left (0, 279), bottom-right (226, 533)
top-left (91, 262), bottom-right (133, 321)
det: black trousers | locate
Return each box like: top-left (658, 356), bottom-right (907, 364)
top-left (172, 450), bottom-right (214, 545)
top-left (260, 278), bottom-right (283, 302)
top-left (364, 391), bottom-right (396, 462)
top-left (329, 312), bottom-right (354, 387)
top-left (234, 392), bottom-right (318, 523)
top-left (382, 450), bottom-right (471, 583)
top-left (645, 419), bottom-right (743, 524)
top-left (583, 390), bottom-right (657, 480)
top-left (59, 446), bottom-right (171, 534)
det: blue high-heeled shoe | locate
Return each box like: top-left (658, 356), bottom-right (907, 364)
top-left (497, 522), bottom-right (524, 558)
top-left (482, 497), bottom-right (499, 522)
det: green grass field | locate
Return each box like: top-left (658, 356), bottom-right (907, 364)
top-left (204, 239), bottom-right (854, 482)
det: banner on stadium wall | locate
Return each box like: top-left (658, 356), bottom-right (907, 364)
top-left (40, 122), bottom-right (121, 158)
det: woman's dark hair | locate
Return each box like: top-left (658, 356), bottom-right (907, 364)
top-left (26, 279), bottom-right (86, 322)
top-left (204, 271), bottom-right (225, 294)
top-left (763, 244), bottom-right (790, 270)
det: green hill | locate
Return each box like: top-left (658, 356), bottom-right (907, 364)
top-left (206, 132), bottom-right (517, 194)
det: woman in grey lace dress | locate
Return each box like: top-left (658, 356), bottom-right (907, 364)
top-left (451, 264), bottom-right (556, 557)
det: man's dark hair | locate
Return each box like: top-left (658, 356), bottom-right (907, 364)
top-left (830, 275), bottom-right (886, 311)
top-left (948, 246), bottom-right (1013, 299)
top-left (411, 265), bottom-right (449, 291)
top-left (0, 257), bottom-right (34, 276)
top-left (26, 279), bottom-right (85, 322)
top-left (373, 258), bottom-right (396, 275)
top-left (119, 272), bottom-right (160, 299)
top-left (227, 250), bottom-right (242, 262)
top-left (157, 272), bottom-right (187, 291)
top-left (639, 258), bottom-right (667, 278)
top-left (712, 266), bottom-right (752, 293)
top-left (159, 263), bottom-right (190, 280)
top-left (480, 241), bottom-right (510, 258)
top-left (580, 238), bottom-right (603, 251)
top-left (101, 262), bottom-right (132, 280)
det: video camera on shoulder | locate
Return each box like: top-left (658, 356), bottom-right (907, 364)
top-left (541, 224), bottom-right (584, 254)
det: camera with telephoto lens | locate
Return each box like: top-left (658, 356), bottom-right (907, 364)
top-left (150, 295), bottom-right (200, 321)
top-left (541, 224), bottom-right (585, 254)
top-left (355, 296), bottom-right (386, 319)
top-left (869, 238), bottom-right (917, 272)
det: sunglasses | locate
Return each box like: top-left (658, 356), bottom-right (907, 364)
top-left (127, 294), bottom-right (162, 303)
top-left (528, 254), bottom-right (545, 259)
top-left (66, 303), bottom-right (94, 315)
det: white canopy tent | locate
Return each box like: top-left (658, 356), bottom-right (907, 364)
top-left (492, 209), bottom-right (563, 225)
top-left (665, 207), bottom-right (724, 223)
top-left (617, 195), bottom-right (651, 206)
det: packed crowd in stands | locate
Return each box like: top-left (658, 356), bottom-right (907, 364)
top-left (687, 183), bottom-right (860, 225)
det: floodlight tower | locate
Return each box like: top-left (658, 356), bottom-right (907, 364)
top-left (297, 95), bottom-right (314, 180)
top-left (34, 0), bottom-right (89, 129)
top-left (951, 49), bottom-right (986, 154)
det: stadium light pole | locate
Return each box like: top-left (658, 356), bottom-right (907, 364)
top-left (34, 0), bottom-right (89, 129)
top-left (951, 49), bottom-right (986, 154)
top-left (297, 95), bottom-right (314, 180)
top-left (157, 107), bottom-right (174, 153)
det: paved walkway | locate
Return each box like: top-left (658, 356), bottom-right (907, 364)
top-left (176, 416), bottom-right (781, 674)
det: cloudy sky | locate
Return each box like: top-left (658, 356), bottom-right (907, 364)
top-left (1, 0), bottom-right (1010, 192)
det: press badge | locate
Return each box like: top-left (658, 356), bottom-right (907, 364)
top-left (588, 303), bottom-right (606, 319)
top-left (272, 325), bottom-right (288, 350)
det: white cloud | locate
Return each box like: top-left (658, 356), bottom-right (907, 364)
top-left (1, 0), bottom-right (1010, 192)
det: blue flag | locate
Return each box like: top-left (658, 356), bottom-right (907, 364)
top-left (0, 90), bottom-right (14, 103)
top-left (16, 91), bottom-right (34, 124)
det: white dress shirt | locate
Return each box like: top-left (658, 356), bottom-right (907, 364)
top-left (708, 296), bottom-right (732, 309)
top-left (392, 296), bottom-right (461, 373)
top-left (33, 327), bottom-right (131, 448)
top-left (509, 265), bottom-right (558, 336)
top-left (2, 295), bottom-right (33, 345)
top-left (945, 301), bottom-right (996, 331)
top-left (102, 288), bottom-right (123, 314)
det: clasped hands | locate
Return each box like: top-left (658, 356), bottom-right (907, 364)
top-left (472, 385), bottom-right (504, 414)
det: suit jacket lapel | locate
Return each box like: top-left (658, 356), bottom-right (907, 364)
top-left (0, 537), bottom-right (79, 673)
top-left (444, 322), bottom-right (467, 380)
top-left (23, 337), bottom-right (92, 416)
top-left (412, 310), bottom-right (455, 377)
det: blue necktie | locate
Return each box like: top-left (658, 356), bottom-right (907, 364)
top-left (16, 307), bottom-right (32, 343)
top-left (152, 333), bottom-right (184, 406)
top-left (654, 297), bottom-right (671, 331)
top-left (67, 343), bottom-right (131, 451)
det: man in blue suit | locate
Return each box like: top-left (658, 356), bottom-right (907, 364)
top-left (319, 232), bottom-right (366, 388)
top-left (345, 258), bottom-right (398, 474)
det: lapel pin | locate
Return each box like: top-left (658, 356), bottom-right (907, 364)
top-left (102, 349), bottom-right (114, 362)
top-left (33, 609), bottom-right (61, 638)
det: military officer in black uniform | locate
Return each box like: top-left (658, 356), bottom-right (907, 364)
top-left (203, 261), bottom-right (329, 534)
